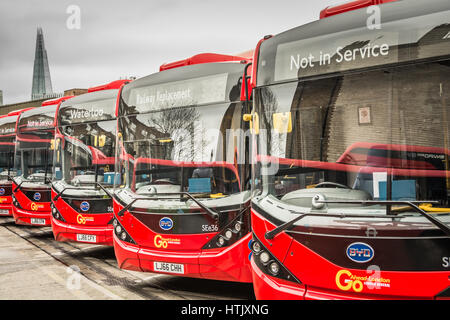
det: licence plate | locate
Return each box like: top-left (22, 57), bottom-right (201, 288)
top-left (30, 218), bottom-right (46, 225)
top-left (153, 261), bottom-right (184, 274)
top-left (0, 209), bottom-right (9, 214)
top-left (77, 234), bottom-right (97, 243)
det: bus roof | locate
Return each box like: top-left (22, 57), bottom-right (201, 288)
top-left (8, 107), bottom-right (35, 116)
top-left (255, 0), bottom-right (450, 86)
top-left (42, 95), bottom-right (74, 106)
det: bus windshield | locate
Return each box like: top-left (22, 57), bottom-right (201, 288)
top-left (119, 106), bottom-right (242, 196)
top-left (55, 121), bottom-right (116, 187)
top-left (117, 63), bottom-right (248, 199)
top-left (253, 2), bottom-right (450, 228)
top-left (254, 60), bottom-right (450, 215)
top-left (15, 108), bottom-right (56, 183)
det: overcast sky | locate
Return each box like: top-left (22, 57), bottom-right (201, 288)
top-left (0, 0), bottom-right (344, 105)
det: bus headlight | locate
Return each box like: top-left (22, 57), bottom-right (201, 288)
top-left (224, 229), bottom-right (233, 240)
top-left (268, 261), bottom-right (280, 276)
top-left (217, 236), bottom-right (225, 247)
top-left (251, 241), bottom-right (262, 254)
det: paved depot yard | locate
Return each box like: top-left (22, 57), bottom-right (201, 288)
top-left (0, 217), bottom-right (254, 300)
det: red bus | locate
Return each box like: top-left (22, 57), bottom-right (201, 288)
top-left (112, 53), bottom-right (255, 282)
top-left (12, 96), bottom-right (73, 226)
top-left (51, 80), bottom-right (130, 245)
top-left (0, 110), bottom-right (31, 216)
top-left (249, 0), bottom-right (450, 299)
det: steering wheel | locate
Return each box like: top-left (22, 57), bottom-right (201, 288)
top-left (314, 182), bottom-right (351, 189)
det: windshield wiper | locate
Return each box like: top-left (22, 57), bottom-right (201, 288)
top-left (265, 200), bottom-right (450, 240)
top-left (117, 191), bottom-right (220, 221)
top-left (265, 210), bottom-right (404, 240)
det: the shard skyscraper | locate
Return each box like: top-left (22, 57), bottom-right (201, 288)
top-left (31, 27), bottom-right (53, 100)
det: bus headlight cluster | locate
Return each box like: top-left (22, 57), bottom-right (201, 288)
top-left (250, 238), bottom-right (300, 283)
top-left (51, 202), bottom-right (66, 222)
top-left (112, 218), bottom-right (136, 244)
top-left (202, 209), bottom-right (250, 250)
top-left (214, 220), bottom-right (246, 248)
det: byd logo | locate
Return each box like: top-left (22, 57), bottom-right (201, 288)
top-left (33, 193), bottom-right (41, 201)
top-left (0, 188), bottom-right (5, 196)
top-left (80, 201), bottom-right (90, 212)
top-left (346, 242), bottom-right (374, 263)
top-left (159, 217), bottom-right (173, 231)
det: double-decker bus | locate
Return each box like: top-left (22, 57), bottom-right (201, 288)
top-left (0, 110), bottom-right (30, 216)
top-left (249, 0), bottom-right (450, 299)
top-left (112, 53), bottom-right (254, 282)
top-left (12, 96), bottom-right (73, 226)
top-left (51, 80), bottom-right (129, 245)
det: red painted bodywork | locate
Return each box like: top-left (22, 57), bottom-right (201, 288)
top-left (51, 190), bottom-right (114, 245)
top-left (251, 209), bottom-right (450, 300)
top-left (87, 79), bottom-right (131, 93)
top-left (249, 0), bottom-right (449, 298)
top-left (113, 54), bottom-right (254, 283)
top-left (159, 53), bottom-right (250, 72)
top-left (320, 0), bottom-right (398, 19)
top-left (113, 199), bottom-right (253, 282)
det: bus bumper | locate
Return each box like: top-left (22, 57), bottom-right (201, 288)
top-left (113, 232), bottom-right (253, 283)
top-left (12, 205), bottom-right (51, 226)
top-left (0, 200), bottom-right (12, 216)
top-left (250, 256), bottom-right (306, 300)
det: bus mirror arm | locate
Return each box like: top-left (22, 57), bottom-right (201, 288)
top-left (53, 186), bottom-right (68, 202)
top-left (317, 200), bottom-right (450, 237)
top-left (13, 181), bottom-right (24, 193)
top-left (243, 62), bottom-right (253, 111)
